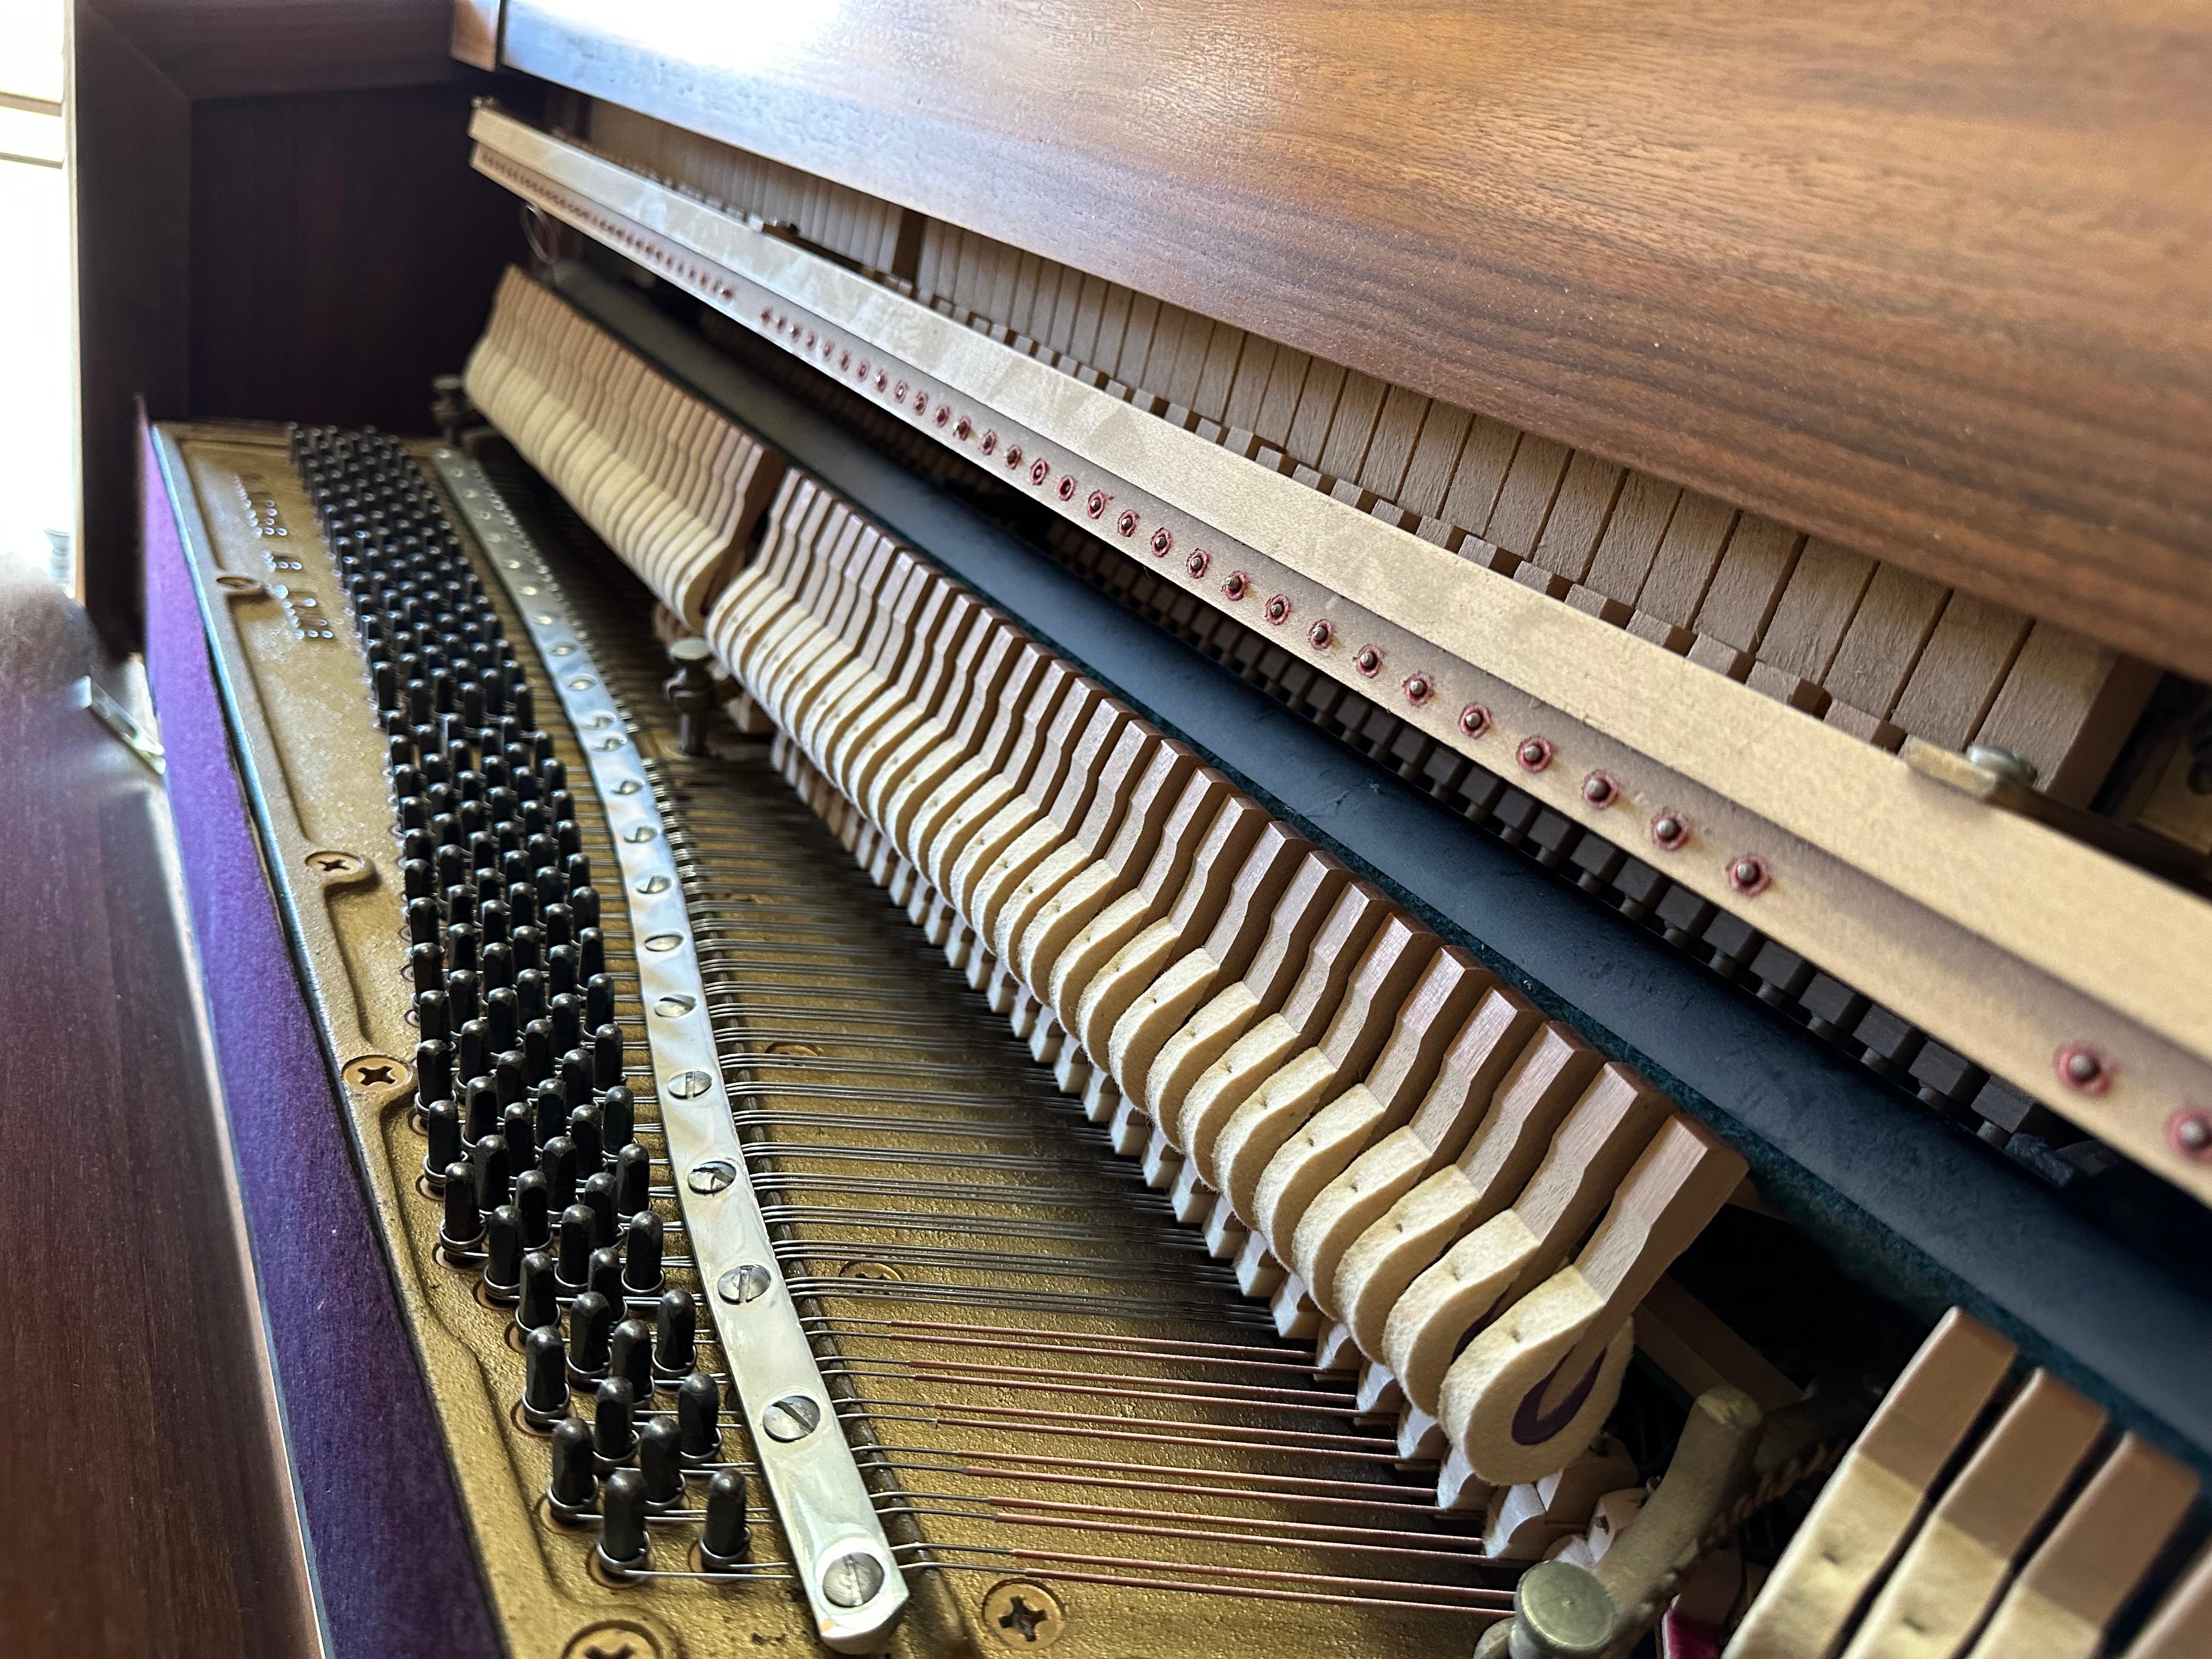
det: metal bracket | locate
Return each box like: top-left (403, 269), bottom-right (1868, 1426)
top-left (79, 675), bottom-right (166, 774)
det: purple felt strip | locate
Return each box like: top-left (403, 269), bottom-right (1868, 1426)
top-left (140, 422), bottom-right (498, 1659)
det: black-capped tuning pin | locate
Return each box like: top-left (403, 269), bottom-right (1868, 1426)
top-left (486, 984), bottom-right (518, 1049)
top-left (446, 967), bottom-right (480, 1026)
top-left (513, 926), bottom-right (544, 978)
top-left (398, 793), bottom-right (429, 834)
top-left (500, 847), bottom-right (531, 893)
top-left (510, 681), bottom-right (534, 727)
top-left (480, 939), bottom-right (514, 993)
top-left (653, 1288), bottom-right (696, 1376)
top-left (527, 830), bottom-right (558, 873)
top-left (435, 839), bottom-right (466, 892)
top-left (588, 1246), bottom-right (625, 1311)
top-left (494, 1049), bottom-right (526, 1109)
top-left (413, 1037), bottom-right (452, 1109)
top-left (522, 1324), bottom-right (568, 1427)
top-left (568, 1103), bottom-right (605, 1171)
top-left (539, 755), bottom-right (567, 795)
top-left (555, 1203), bottom-right (594, 1289)
top-left (470, 1133), bottom-right (512, 1211)
top-left (440, 1160), bottom-right (481, 1246)
top-left (610, 1318), bottom-right (654, 1402)
top-left (501, 1101), bottom-right (535, 1170)
top-left (557, 1049), bottom-right (591, 1113)
top-left (414, 988), bottom-right (450, 1045)
top-left (699, 1470), bottom-right (751, 1568)
top-left (614, 1142), bottom-right (650, 1218)
top-left (514, 1168), bottom-right (552, 1250)
top-left (593, 1025), bottom-right (625, 1092)
top-left (549, 1417), bottom-right (596, 1516)
top-left (402, 857), bottom-right (435, 902)
top-left (556, 819), bottom-right (582, 861)
top-left (454, 1016), bottom-right (487, 1085)
top-left (528, 1073), bottom-right (565, 1143)
top-left (572, 887), bottom-right (601, 933)
top-left (444, 921), bottom-right (479, 974)
top-left (540, 1134), bottom-right (579, 1211)
top-left (408, 940), bottom-right (444, 999)
top-left (483, 1204), bottom-right (522, 1301)
top-left (678, 1372), bottom-right (722, 1462)
top-left (373, 658), bottom-right (400, 713)
top-left (597, 1468), bottom-right (649, 1573)
top-left (623, 1211), bottom-right (664, 1294)
top-left (639, 1416), bottom-right (683, 1509)
top-left (564, 849), bottom-right (591, 892)
top-left (464, 1075), bottom-right (500, 1142)
top-left (517, 1249), bottom-right (559, 1332)
top-left (543, 904), bottom-right (573, 951)
top-left (422, 1100), bottom-right (461, 1183)
top-left (442, 881), bottom-right (475, 928)
top-left (517, 963), bottom-right (548, 1024)
top-left (402, 826), bottom-right (436, 866)
top-left (583, 971), bottom-right (615, 1034)
top-left (550, 988), bottom-right (583, 1049)
top-left (578, 927), bottom-right (606, 981)
top-left (594, 1376), bottom-right (637, 1464)
top-left (523, 1019), bottom-right (554, 1086)
top-left (583, 1171), bottom-right (618, 1248)
top-left (534, 864), bottom-right (562, 913)
top-left (567, 1289), bottom-right (614, 1378)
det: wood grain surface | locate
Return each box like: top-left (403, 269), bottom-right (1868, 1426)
top-left (502, 0), bottom-right (2212, 677)
top-left (0, 562), bottom-right (320, 1657)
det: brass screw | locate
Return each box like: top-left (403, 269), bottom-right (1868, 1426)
top-left (306, 850), bottom-right (363, 876)
top-left (561, 1622), bottom-right (665, 1659)
top-left (981, 1580), bottom-right (1066, 1648)
top-left (346, 1055), bottom-right (407, 1090)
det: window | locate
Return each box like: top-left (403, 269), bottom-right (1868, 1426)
top-left (0, 0), bottom-right (69, 588)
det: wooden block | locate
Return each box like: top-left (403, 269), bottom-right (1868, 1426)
top-left (1219, 332), bottom-right (1278, 434)
top-left (1484, 434), bottom-right (1573, 557)
top-left (1973, 620), bottom-right (2160, 807)
top-left (1357, 384), bottom-right (1434, 504)
top-left (1723, 1308), bottom-right (2019, 1659)
top-left (1842, 1370), bottom-right (2107, 1659)
top-left (1581, 470), bottom-right (1683, 607)
top-left (1692, 514), bottom-right (1803, 654)
top-left (1688, 633), bottom-right (1754, 681)
top-left (1821, 561), bottom-right (1950, 719)
top-left (1635, 490), bottom-right (1740, 628)
top-left (2123, 1542), bottom-right (2212, 1659)
top-left (1566, 583), bottom-right (1633, 627)
top-left (1318, 368), bottom-right (1390, 482)
top-left (1530, 450), bottom-right (1626, 584)
top-left (1192, 323), bottom-right (1247, 426)
top-left (1394, 402), bottom-right (1475, 521)
top-left (1284, 358), bottom-right (1350, 471)
top-left (1889, 590), bottom-right (2035, 752)
top-left (1251, 346), bottom-right (1313, 450)
top-left (1747, 660), bottom-right (1832, 715)
top-left (1434, 414), bottom-right (1522, 535)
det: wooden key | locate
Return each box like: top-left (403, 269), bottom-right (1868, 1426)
top-left (1972, 620), bottom-right (2159, 808)
top-left (1137, 849), bottom-right (1347, 1127)
top-left (1723, 1308), bottom-right (2020, 1659)
top-left (1383, 1065), bottom-right (1669, 1415)
top-left (1209, 918), bottom-right (1438, 1221)
top-left (1843, 1369), bottom-right (2107, 1659)
top-left (1248, 947), bottom-right (1491, 1259)
top-left (1291, 988), bottom-right (1544, 1319)
top-left (1041, 768), bottom-right (1237, 1027)
top-left (1333, 1023), bottom-right (1600, 1362)
top-left (1963, 1434), bottom-right (2197, 1659)
top-left (2123, 1542), bottom-right (2212, 1659)
top-left (1437, 1115), bottom-right (1747, 1487)
top-left (1155, 872), bottom-right (1379, 1158)
top-left (1082, 805), bottom-right (1291, 1069)
top-left (1106, 818), bottom-right (1309, 1106)
top-left (912, 657), bottom-right (1083, 891)
top-left (1005, 741), bottom-right (1203, 991)
top-left (986, 727), bottom-right (1176, 976)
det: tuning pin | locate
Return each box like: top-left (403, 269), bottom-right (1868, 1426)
top-left (500, 1102), bottom-right (535, 1172)
top-left (583, 1171), bottom-right (618, 1248)
top-left (517, 1249), bottom-right (559, 1333)
top-left (556, 1202), bottom-right (594, 1289)
top-left (623, 1212), bottom-right (664, 1294)
top-left (413, 1037), bottom-right (452, 1106)
top-left (444, 922), bottom-right (479, 974)
top-left (614, 1142), bottom-right (650, 1218)
top-left (589, 1022), bottom-right (626, 1090)
top-left (412, 989), bottom-right (450, 1048)
top-left (569, 1103), bottom-right (605, 1171)
top-left (588, 1246), bottom-right (625, 1311)
top-left (453, 1017), bottom-right (487, 1085)
top-left (528, 1076), bottom-right (565, 1144)
top-left (556, 819), bottom-right (581, 860)
top-left (544, 903), bottom-right (574, 951)
top-left (407, 895), bottom-right (443, 951)
top-left (598, 1468), bottom-right (650, 1574)
top-left (442, 882), bottom-right (475, 927)
top-left (600, 1081), bottom-right (635, 1148)
top-left (534, 865), bottom-right (562, 913)
top-left (567, 1289), bottom-right (614, 1377)
top-left (549, 1417), bottom-right (596, 1517)
top-left (594, 1376), bottom-right (637, 1463)
top-left (584, 973), bottom-right (614, 1030)
top-left (408, 940), bottom-right (443, 1000)
top-left (401, 857), bottom-right (434, 904)
top-left (558, 1049), bottom-right (591, 1110)
top-left (444, 968), bottom-right (480, 1028)
top-left (517, 964), bottom-right (547, 1023)
top-left (699, 1469), bottom-right (752, 1569)
top-left (539, 1134), bottom-right (579, 1210)
top-left (402, 826), bottom-right (436, 866)
top-left (464, 1075), bottom-right (500, 1141)
top-left (505, 878), bottom-right (535, 928)
top-left (550, 986), bottom-right (582, 1048)
top-left (521, 1324), bottom-right (568, 1427)
top-left (422, 1100), bottom-right (461, 1182)
top-left (639, 1417), bottom-right (684, 1509)
top-left (486, 984), bottom-right (518, 1049)
top-left (440, 1160), bottom-right (481, 1246)
top-left (572, 886), bottom-right (601, 932)
top-left (480, 938), bottom-right (514, 992)
top-left (578, 927), bottom-right (605, 980)
top-left (652, 1289), bottom-right (697, 1379)
top-left (469, 1133), bottom-right (511, 1211)
top-left (494, 1049), bottom-right (526, 1109)
top-left (678, 1372), bottom-right (722, 1462)
top-left (514, 1169), bottom-right (551, 1250)
top-left (610, 1318), bottom-right (654, 1402)
top-left (483, 1205), bottom-right (522, 1301)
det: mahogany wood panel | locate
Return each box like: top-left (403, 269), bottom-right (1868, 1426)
top-left (0, 567), bottom-right (321, 1658)
top-left (89, 0), bottom-right (453, 97)
top-left (501, 0), bottom-right (2212, 678)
